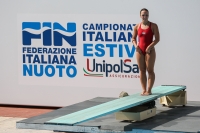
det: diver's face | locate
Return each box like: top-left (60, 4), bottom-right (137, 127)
top-left (140, 11), bottom-right (149, 22)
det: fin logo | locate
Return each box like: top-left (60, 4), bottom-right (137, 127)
top-left (22, 22), bottom-right (76, 46)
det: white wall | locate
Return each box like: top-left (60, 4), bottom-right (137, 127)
top-left (0, 0), bottom-right (200, 107)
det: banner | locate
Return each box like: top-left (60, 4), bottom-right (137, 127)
top-left (18, 14), bottom-right (140, 89)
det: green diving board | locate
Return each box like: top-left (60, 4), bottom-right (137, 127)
top-left (45, 85), bottom-right (186, 126)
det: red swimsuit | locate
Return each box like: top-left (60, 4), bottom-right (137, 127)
top-left (138, 22), bottom-right (154, 54)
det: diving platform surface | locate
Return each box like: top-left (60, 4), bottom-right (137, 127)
top-left (46, 85), bottom-right (186, 125)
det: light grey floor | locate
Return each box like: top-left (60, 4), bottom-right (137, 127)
top-left (0, 117), bottom-right (66, 133)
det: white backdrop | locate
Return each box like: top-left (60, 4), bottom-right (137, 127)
top-left (0, 0), bottom-right (200, 107)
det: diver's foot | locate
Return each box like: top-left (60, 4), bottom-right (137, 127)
top-left (141, 91), bottom-right (146, 96)
top-left (143, 92), bottom-right (152, 96)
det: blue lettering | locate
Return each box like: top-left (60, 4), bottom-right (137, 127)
top-left (95, 32), bottom-right (104, 41)
top-left (83, 31), bottom-right (86, 41)
top-left (69, 55), bottom-right (76, 65)
top-left (43, 22), bottom-right (52, 46)
top-left (113, 64), bottom-right (120, 72)
top-left (45, 65), bottom-right (55, 77)
top-left (53, 22), bottom-right (76, 46)
top-left (87, 31), bottom-right (95, 41)
top-left (23, 54), bottom-right (26, 63)
top-left (83, 44), bottom-right (93, 57)
top-left (127, 24), bottom-right (133, 31)
top-left (88, 59), bottom-right (139, 77)
top-left (33, 55), bottom-right (40, 63)
top-left (120, 24), bottom-right (126, 30)
top-left (23, 22), bottom-right (76, 46)
top-left (96, 24), bottom-right (102, 30)
top-left (52, 55), bottom-right (59, 64)
top-left (106, 44), bottom-right (117, 57)
top-left (124, 63), bottom-right (132, 73)
top-left (27, 47), bottom-right (31, 53)
top-left (95, 44), bottom-right (105, 57)
top-left (128, 32), bottom-right (133, 42)
top-left (124, 44), bottom-right (135, 58)
top-left (26, 54), bottom-right (33, 63)
top-left (113, 32), bottom-right (117, 42)
top-left (48, 55), bottom-right (51, 64)
top-left (48, 48), bottom-right (53, 54)
top-left (56, 65), bottom-right (65, 77)
top-left (61, 48), bottom-right (66, 54)
top-left (23, 64), bottom-right (32, 76)
top-left (105, 63), bottom-right (112, 77)
top-left (83, 44), bottom-right (136, 58)
top-left (22, 22), bottom-right (41, 45)
top-left (105, 32), bottom-right (112, 41)
top-left (43, 48), bottom-right (47, 54)
top-left (34, 65), bottom-right (43, 76)
top-left (118, 32), bottom-right (127, 42)
top-left (104, 24), bottom-right (108, 30)
top-left (22, 47), bottom-right (26, 53)
top-left (133, 64), bottom-right (139, 73)
top-left (119, 44), bottom-right (123, 57)
top-left (113, 24), bottom-right (119, 30)
top-left (83, 23), bottom-right (88, 30)
top-left (72, 48), bottom-right (76, 54)
top-left (66, 66), bottom-right (77, 78)
top-left (89, 24), bottom-right (95, 30)
top-left (23, 64), bottom-right (77, 77)
top-left (32, 48), bottom-right (37, 53)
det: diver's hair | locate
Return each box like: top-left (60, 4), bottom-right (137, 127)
top-left (140, 8), bottom-right (149, 15)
